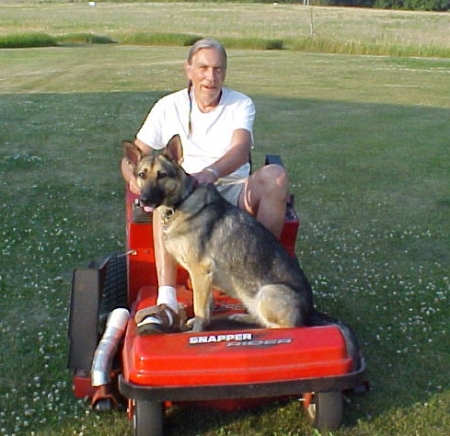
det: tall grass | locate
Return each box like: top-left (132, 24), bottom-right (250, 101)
top-left (0, 33), bottom-right (56, 48)
top-left (0, 2), bottom-right (449, 57)
top-left (120, 32), bottom-right (201, 47)
top-left (288, 36), bottom-right (450, 57)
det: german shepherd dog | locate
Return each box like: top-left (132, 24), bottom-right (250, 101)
top-left (123, 135), bottom-right (315, 332)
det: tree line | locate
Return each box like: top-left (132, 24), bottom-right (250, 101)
top-left (267, 0), bottom-right (450, 11)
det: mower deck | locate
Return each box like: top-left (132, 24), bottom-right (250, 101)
top-left (120, 285), bottom-right (366, 405)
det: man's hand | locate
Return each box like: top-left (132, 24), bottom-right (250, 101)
top-left (191, 168), bottom-right (219, 185)
top-left (129, 177), bottom-right (141, 195)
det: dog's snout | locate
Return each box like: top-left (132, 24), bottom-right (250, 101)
top-left (139, 185), bottom-right (164, 210)
top-left (139, 192), bottom-right (149, 204)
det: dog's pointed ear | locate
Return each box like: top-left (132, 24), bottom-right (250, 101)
top-left (122, 140), bottom-right (142, 167)
top-left (164, 134), bottom-right (183, 165)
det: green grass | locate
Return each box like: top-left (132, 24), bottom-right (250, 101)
top-left (0, 2), bottom-right (450, 57)
top-left (1, 15), bottom-right (450, 436)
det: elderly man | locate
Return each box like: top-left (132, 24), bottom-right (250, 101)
top-left (121, 38), bottom-right (288, 334)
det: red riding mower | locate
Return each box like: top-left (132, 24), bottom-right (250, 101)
top-left (68, 155), bottom-right (368, 435)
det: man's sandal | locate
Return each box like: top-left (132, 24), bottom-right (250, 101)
top-left (135, 304), bottom-right (180, 335)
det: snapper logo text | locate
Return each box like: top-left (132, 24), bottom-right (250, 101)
top-left (188, 333), bottom-right (292, 347)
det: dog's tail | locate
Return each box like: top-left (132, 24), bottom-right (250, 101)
top-left (307, 310), bottom-right (362, 372)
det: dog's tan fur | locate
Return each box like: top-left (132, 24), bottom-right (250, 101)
top-left (123, 135), bottom-right (314, 332)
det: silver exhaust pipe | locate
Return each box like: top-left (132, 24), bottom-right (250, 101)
top-left (91, 308), bottom-right (129, 387)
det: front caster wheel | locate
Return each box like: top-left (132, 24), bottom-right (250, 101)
top-left (133, 400), bottom-right (164, 436)
top-left (302, 391), bottom-right (343, 431)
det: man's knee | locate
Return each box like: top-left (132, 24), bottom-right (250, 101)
top-left (240, 164), bottom-right (288, 214)
top-left (257, 164), bottom-right (288, 195)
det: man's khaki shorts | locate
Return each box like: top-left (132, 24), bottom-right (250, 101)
top-left (215, 177), bottom-right (247, 206)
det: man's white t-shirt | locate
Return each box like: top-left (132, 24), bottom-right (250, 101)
top-left (136, 87), bottom-right (255, 179)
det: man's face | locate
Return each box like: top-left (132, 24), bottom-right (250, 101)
top-left (185, 47), bottom-right (227, 110)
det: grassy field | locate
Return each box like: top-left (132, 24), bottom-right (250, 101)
top-left (1, 1), bottom-right (450, 56)
top-left (1, 4), bottom-right (450, 436)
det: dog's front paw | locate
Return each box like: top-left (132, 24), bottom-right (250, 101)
top-left (186, 317), bottom-right (206, 332)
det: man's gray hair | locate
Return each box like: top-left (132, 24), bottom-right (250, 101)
top-left (186, 38), bottom-right (227, 67)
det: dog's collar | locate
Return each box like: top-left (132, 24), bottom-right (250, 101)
top-left (159, 176), bottom-right (196, 226)
top-left (160, 207), bottom-right (175, 224)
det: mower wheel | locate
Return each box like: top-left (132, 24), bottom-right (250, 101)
top-left (303, 391), bottom-right (343, 431)
top-left (133, 400), bottom-right (164, 436)
top-left (93, 398), bottom-right (113, 413)
top-left (98, 252), bottom-right (128, 331)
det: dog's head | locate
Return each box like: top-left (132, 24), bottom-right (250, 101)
top-left (122, 134), bottom-right (192, 212)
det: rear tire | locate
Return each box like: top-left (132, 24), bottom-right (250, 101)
top-left (133, 400), bottom-right (164, 436)
top-left (303, 391), bottom-right (343, 431)
top-left (98, 252), bottom-right (128, 332)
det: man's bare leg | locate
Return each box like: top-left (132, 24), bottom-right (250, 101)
top-left (239, 164), bottom-right (288, 238)
top-left (152, 209), bottom-right (178, 312)
top-left (135, 210), bottom-right (179, 334)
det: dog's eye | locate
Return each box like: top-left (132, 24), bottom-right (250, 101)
top-left (156, 171), bottom-right (167, 180)
top-left (138, 171), bottom-right (146, 180)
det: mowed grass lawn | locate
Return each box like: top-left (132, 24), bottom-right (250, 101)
top-left (1, 8), bottom-right (450, 436)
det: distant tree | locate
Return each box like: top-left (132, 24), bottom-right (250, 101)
top-left (374, 0), bottom-right (449, 8)
top-left (326, 0), bottom-right (375, 6)
top-left (407, 0), bottom-right (450, 9)
top-left (373, 0), bottom-right (403, 8)
top-left (319, 0), bottom-right (450, 9)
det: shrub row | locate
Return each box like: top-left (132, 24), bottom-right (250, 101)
top-left (1, 32), bottom-right (449, 58)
